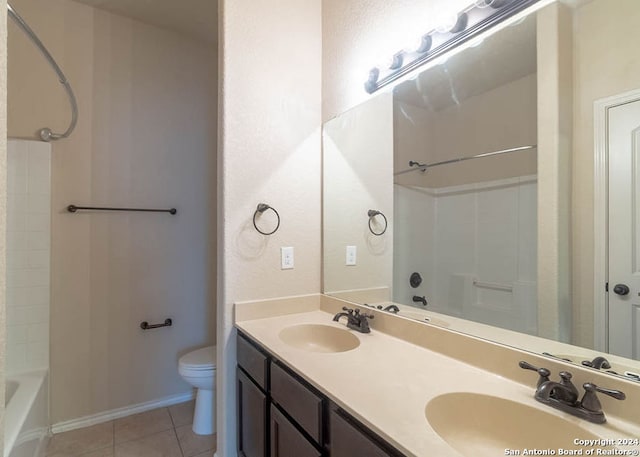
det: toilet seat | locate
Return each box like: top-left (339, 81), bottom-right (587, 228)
top-left (179, 346), bottom-right (216, 371)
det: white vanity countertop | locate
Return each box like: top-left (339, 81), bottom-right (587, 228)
top-left (235, 295), bottom-right (640, 457)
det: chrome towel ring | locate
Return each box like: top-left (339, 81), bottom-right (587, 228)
top-left (368, 209), bottom-right (387, 236)
top-left (253, 203), bottom-right (280, 235)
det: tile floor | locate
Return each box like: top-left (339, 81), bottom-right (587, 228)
top-left (46, 400), bottom-right (216, 457)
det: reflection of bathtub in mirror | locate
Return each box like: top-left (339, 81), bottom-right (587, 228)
top-left (364, 302), bottom-right (451, 327)
top-left (369, 301), bottom-right (640, 383)
top-left (544, 353), bottom-right (640, 382)
top-left (323, 0), bottom-right (640, 386)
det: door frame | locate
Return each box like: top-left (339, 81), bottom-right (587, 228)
top-left (593, 88), bottom-right (640, 351)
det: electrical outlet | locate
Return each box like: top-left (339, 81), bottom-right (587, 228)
top-left (281, 247), bottom-right (294, 270)
top-left (346, 245), bottom-right (357, 266)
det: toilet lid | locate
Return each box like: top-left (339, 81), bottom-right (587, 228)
top-left (179, 346), bottom-right (216, 371)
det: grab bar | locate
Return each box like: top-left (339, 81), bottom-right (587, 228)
top-left (473, 280), bottom-right (513, 292)
top-left (140, 319), bottom-right (172, 330)
top-left (68, 205), bottom-right (177, 215)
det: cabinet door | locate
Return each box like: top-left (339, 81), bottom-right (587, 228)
top-left (330, 409), bottom-right (399, 457)
top-left (238, 368), bottom-right (267, 457)
top-left (270, 405), bottom-right (321, 457)
top-left (271, 362), bottom-right (323, 444)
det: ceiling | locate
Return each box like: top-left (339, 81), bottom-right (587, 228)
top-left (394, 15), bottom-right (536, 112)
top-left (72, 0), bottom-right (218, 44)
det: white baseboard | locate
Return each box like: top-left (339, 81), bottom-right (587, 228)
top-left (51, 390), bottom-right (195, 434)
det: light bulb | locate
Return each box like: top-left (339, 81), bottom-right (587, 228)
top-left (474, 0), bottom-right (494, 8)
top-left (435, 13), bottom-right (460, 33)
top-left (386, 52), bottom-right (404, 70)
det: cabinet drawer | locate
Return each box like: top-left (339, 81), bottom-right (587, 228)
top-left (270, 362), bottom-right (324, 444)
top-left (270, 405), bottom-right (321, 457)
top-left (237, 333), bottom-right (268, 390)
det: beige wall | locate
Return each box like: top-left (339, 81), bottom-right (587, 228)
top-left (395, 74), bottom-right (538, 188)
top-left (536, 2), bottom-right (573, 343)
top-left (8, 0), bottom-right (217, 423)
top-left (571, 0), bottom-right (640, 348)
top-left (0, 0), bottom-right (7, 449)
top-left (323, 92), bottom-right (394, 295)
top-left (217, 0), bottom-right (321, 455)
top-left (322, 0), bottom-right (469, 122)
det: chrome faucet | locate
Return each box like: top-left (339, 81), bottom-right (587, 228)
top-left (520, 361), bottom-right (626, 424)
top-left (333, 307), bottom-right (374, 333)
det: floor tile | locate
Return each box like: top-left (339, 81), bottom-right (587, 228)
top-left (176, 425), bottom-right (216, 457)
top-left (114, 408), bottom-right (174, 444)
top-left (79, 447), bottom-right (115, 457)
top-left (46, 422), bottom-right (114, 457)
top-left (168, 400), bottom-right (195, 428)
top-left (114, 430), bottom-right (182, 457)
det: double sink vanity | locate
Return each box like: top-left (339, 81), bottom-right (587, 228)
top-left (235, 294), bottom-right (640, 457)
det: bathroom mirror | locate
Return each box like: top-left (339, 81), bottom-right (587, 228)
top-left (322, 0), bottom-right (640, 382)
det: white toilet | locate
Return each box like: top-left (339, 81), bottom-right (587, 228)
top-left (178, 345), bottom-right (217, 435)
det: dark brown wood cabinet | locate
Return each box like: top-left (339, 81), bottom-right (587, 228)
top-left (329, 408), bottom-right (403, 457)
top-left (270, 405), bottom-right (322, 457)
top-left (237, 334), bottom-right (269, 389)
top-left (237, 332), bottom-right (401, 457)
top-left (237, 368), bottom-right (267, 457)
top-left (270, 361), bottom-right (324, 444)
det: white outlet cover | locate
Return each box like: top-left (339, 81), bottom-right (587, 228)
top-left (281, 246), bottom-right (294, 270)
top-left (346, 245), bottom-right (357, 266)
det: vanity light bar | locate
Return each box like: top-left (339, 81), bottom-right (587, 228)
top-left (364, 0), bottom-right (540, 94)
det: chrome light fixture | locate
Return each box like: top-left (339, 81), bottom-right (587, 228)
top-left (364, 0), bottom-right (540, 94)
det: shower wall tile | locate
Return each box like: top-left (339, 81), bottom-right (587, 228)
top-left (476, 186), bottom-right (518, 284)
top-left (6, 139), bottom-right (51, 375)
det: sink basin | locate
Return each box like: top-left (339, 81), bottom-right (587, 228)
top-left (426, 393), bottom-right (602, 457)
top-left (278, 324), bottom-right (360, 353)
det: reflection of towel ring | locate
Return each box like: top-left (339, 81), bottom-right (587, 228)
top-left (367, 209), bottom-right (387, 236)
top-left (253, 203), bottom-right (280, 235)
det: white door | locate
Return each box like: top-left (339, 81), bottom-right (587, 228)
top-left (608, 99), bottom-right (640, 360)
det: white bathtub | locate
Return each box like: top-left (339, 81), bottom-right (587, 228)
top-left (4, 371), bottom-right (49, 457)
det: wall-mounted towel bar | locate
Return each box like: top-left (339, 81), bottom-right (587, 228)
top-left (140, 318), bottom-right (172, 330)
top-left (473, 280), bottom-right (513, 292)
top-left (67, 205), bottom-right (177, 215)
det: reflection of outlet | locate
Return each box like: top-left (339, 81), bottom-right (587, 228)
top-left (281, 247), bottom-right (294, 270)
top-left (346, 245), bottom-right (357, 266)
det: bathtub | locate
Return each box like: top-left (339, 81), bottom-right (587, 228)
top-left (4, 371), bottom-right (49, 457)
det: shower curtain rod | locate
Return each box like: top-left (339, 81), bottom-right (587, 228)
top-left (7, 3), bottom-right (78, 141)
top-left (394, 144), bottom-right (537, 176)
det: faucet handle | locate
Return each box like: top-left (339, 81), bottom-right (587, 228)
top-left (342, 306), bottom-right (354, 314)
top-left (352, 308), bottom-right (374, 319)
top-left (580, 383), bottom-right (626, 415)
top-left (556, 371), bottom-right (579, 403)
top-left (519, 361), bottom-right (551, 387)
